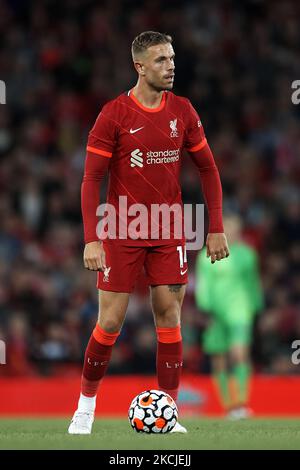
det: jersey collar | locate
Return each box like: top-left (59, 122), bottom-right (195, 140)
top-left (128, 89), bottom-right (166, 113)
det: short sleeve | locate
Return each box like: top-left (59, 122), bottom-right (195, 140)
top-left (184, 100), bottom-right (207, 152)
top-left (86, 103), bottom-right (118, 158)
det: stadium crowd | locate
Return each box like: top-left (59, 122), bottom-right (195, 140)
top-left (0, 0), bottom-right (299, 377)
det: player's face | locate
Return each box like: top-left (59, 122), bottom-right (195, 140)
top-left (141, 43), bottom-right (175, 91)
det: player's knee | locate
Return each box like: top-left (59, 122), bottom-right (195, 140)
top-left (155, 302), bottom-right (181, 327)
top-left (97, 318), bottom-right (122, 334)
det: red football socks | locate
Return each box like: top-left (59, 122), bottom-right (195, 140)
top-left (81, 323), bottom-right (119, 397)
top-left (156, 325), bottom-right (183, 402)
top-left (81, 323), bottom-right (183, 403)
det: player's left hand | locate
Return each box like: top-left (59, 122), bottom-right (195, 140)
top-left (206, 232), bottom-right (229, 264)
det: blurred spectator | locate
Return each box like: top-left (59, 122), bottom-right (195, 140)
top-left (2, 313), bottom-right (35, 376)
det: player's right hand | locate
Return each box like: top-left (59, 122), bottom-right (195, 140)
top-left (83, 241), bottom-right (106, 271)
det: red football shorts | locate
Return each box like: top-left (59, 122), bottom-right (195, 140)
top-left (97, 241), bottom-right (188, 293)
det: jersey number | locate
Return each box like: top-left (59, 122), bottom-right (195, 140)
top-left (177, 245), bottom-right (187, 268)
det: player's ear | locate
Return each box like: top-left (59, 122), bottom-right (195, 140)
top-left (134, 60), bottom-right (146, 76)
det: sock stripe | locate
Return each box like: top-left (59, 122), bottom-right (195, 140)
top-left (92, 323), bottom-right (120, 345)
top-left (156, 325), bottom-right (182, 343)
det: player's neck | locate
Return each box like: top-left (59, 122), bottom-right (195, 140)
top-left (132, 83), bottom-right (164, 109)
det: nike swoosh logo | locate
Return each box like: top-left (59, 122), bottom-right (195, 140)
top-left (180, 269), bottom-right (188, 275)
top-left (130, 126), bottom-right (144, 134)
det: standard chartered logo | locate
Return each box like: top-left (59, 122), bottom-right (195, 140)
top-left (130, 149), bottom-right (144, 168)
top-left (130, 148), bottom-right (180, 168)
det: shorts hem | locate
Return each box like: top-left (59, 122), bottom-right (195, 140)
top-left (149, 279), bottom-right (188, 287)
top-left (97, 284), bottom-right (134, 293)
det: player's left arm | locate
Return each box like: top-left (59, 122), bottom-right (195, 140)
top-left (184, 100), bottom-right (229, 264)
top-left (189, 143), bottom-right (229, 263)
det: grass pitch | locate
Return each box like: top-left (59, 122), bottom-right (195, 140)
top-left (0, 417), bottom-right (300, 450)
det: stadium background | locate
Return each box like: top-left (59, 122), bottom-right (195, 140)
top-left (0, 0), bottom-right (299, 416)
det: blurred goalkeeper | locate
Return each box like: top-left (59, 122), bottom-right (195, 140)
top-left (195, 214), bottom-right (264, 419)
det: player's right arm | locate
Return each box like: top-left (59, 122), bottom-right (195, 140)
top-left (81, 103), bottom-right (117, 271)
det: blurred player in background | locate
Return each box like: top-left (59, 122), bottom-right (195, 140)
top-left (68, 31), bottom-right (229, 434)
top-left (195, 214), bottom-right (264, 419)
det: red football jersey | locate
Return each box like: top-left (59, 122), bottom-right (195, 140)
top-left (86, 89), bottom-right (207, 245)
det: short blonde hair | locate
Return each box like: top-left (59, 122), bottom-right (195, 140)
top-left (131, 31), bottom-right (172, 59)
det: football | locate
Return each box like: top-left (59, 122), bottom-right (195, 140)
top-left (128, 389), bottom-right (178, 433)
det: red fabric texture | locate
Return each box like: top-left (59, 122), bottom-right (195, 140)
top-left (156, 338), bottom-right (183, 402)
top-left (81, 328), bottom-right (118, 397)
top-left (81, 152), bottom-right (109, 243)
top-left (188, 142), bottom-right (224, 233)
top-left (93, 323), bottom-right (120, 345)
top-left (156, 325), bottom-right (182, 343)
